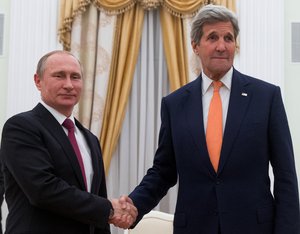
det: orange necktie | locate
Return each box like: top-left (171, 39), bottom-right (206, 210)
top-left (206, 81), bottom-right (223, 172)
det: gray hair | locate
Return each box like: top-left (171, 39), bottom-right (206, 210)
top-left (191, 4), bottom-right (239, 45)
top-left (36, 50), bottom-right (83, 78)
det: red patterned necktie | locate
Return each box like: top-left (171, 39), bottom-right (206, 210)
top-left (62, 118), bottom-right (87, 190)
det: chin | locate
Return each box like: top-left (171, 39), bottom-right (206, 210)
top-left (59, 102), bottom-right (77, 108)
top-left (215, 65), bottom-right (231, 73)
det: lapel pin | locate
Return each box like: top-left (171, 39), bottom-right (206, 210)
top-left (241, 93), bottom-right (248, 96)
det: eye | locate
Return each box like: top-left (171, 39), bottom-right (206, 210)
top-left (71, 74), bottom-right (81, 80)
top-left (208, 34), bottom-right (218, 41)
top-left (224, 35), bottom-right (234, 42)
top-left (53, 73), bottom-right (63, 78)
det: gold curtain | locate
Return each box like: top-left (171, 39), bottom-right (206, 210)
top-left (100, 5), bottom-right (144, 172)
top-left (212, 0), bottom-right (236, 11)
top-left (58, 0), bottom-right (236, 173)
top-left (160, 9), bottom-right (189, 91)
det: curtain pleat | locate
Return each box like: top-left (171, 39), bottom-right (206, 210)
top-left (94, 0), bottom-right (136, 12)
top-left (71, 5), bottom-right (99, 128)
top-left (100, 5), bottom-right (145, 172)
top-left (160, 7), bottom-right (189, 91)
top-left (163, 0), bottom-right (207, 17)
top-left (212, 0), bottom-right (236, 11)
top-left (59, 0), bottom-right (91, 50)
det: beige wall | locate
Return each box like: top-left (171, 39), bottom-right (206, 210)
top-left (285, 0), bottom-right (300, 177)
top-left (0, 0), bottom-right (10, 136)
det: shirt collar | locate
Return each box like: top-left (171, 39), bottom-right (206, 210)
top-left (202, 67), bottom-right (233, 95)
top-left (40, 100), bottom-right (75, 125)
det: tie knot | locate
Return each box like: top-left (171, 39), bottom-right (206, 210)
top-left (62, 118), bottom-right (75, 131)
top-left (212, 81), bottom-right (222, 91)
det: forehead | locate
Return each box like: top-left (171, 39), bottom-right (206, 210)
top-left (45, 53), bottom-right (81, 71)
top-left (202, 21), bottom-right (234, 35)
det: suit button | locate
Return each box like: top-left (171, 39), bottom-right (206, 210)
top-left (216, 179), bottom-right (221, 185)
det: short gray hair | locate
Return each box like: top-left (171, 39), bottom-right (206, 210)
top-left (190, 4), bottom-right (239, 45)
top-left (36, 50), bottom-right (83, 78)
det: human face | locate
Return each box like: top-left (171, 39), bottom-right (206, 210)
top-left (34, 53), bottom-right (82, 117)
top-left (192, 21), bottom-right (236, 80)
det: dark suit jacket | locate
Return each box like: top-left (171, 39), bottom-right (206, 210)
top-left (129, 69), bottom-right (300, 234)
top-left (0, 103), bottom-right (111, 234)
top-left (0, 159), bottom-right (4, 234)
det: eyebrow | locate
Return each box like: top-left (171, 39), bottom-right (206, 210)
top-left (206, 31), bottom-right (234, 38)
top-left (51, 71), bottom-right (81, 75)
top-left (52, 71), bottom-right (65, 74)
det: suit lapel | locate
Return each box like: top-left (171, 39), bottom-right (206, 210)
top-left (33, 104), bottom-right (87, 190)
top-left (218, 69), bottom-right (252, 174)
top-left (183, 77), bottom-right (216, 175)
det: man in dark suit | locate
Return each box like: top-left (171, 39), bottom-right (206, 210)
top-left (122, 4), bottom-right (300, 234)
top-left (0, 50), bottom-right (137, 234)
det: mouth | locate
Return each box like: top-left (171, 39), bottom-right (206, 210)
top-left (212, 57), bottom-right (228, 60)
top-left (59, 94), bottom-right (76, 98)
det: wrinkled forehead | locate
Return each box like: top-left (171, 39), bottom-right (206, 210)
top-left (203, 21), bottom-right (234, 32)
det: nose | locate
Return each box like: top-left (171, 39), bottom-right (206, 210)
top-left (63, 77), bottom-right (74, 89)
top-left (216, 39), bottom-right (226, 52)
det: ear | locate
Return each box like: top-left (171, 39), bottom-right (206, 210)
top-left (191, 41), bottom-right (199, 54)
top-left (34, 74), bottom-right (42, 91)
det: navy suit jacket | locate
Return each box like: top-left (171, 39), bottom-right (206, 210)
top-left (0, 104), bottom-right (111, 234)
top-left (129, 69), bottom-right (300, 234)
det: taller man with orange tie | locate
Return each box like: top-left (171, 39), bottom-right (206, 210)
top-left (0, 50), bottom-right (137, 234)
top-left (124, 4), bottom-right (300, 234)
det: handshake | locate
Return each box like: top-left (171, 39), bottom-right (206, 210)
top-left (109, 195), bottom-right (138, 229)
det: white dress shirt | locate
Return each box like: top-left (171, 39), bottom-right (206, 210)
top-left (202, 67), bottom-right (233, 133)
top-left (40, 100), bottom-right (94, 192)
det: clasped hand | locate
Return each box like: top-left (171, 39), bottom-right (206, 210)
top-left (109, 196), bottom-right (138, 229)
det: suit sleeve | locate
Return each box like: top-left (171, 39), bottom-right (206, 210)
top-left (0, 114), bottom-right (112, 229)
top-left (129, 98), bottom-right (178, 225)
top-left (269, 87), bottom-right (300, 233)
